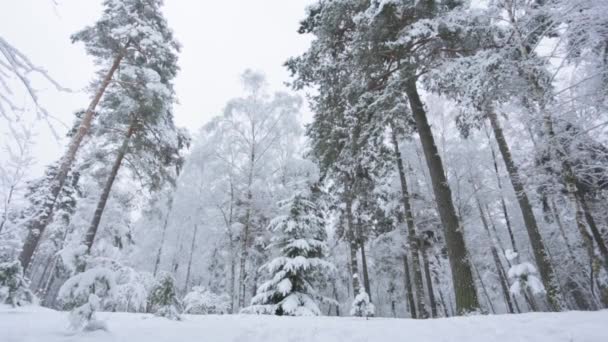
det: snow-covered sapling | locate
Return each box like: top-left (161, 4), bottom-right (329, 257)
top-left (147, 272), bottom-right (182, 320)
top-left (0, 260), bottom-right (35, 307)
top-left (505, 250), bottom-right (546, 296)
top-left (183, 286), bottom-right (230, 314)
top-left (350, 290), bottom-right (375, 318)
top-left (243, 194), bottom-right (336, 316)
top-left (57, 267), bottom-right (115, 331)
top-left (112, 267), bottom-right (153, 313)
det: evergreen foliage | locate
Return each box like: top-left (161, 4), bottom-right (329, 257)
top-left (244, 194), bottom-right (335, 316)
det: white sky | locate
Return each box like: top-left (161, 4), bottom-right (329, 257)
top-left (0, 0), bottom-right (315, 178)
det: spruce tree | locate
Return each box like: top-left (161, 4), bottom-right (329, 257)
top-left (244, 193), bottom-right (335, 316)
top-left (148, 272), bottom-right (182, 320)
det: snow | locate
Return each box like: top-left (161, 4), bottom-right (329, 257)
top-left (508, 262), bottom-right (537, 278)
top-left (2, 305), bottom-right (607, 342)
top-left (505, 249), bottom-right (518, 261)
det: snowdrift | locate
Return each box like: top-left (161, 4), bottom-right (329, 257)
top-left (1, 305), bottom-right (606, 342)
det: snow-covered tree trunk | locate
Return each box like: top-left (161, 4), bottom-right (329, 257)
top-left (421, 240), bottom-right (439, 318)
top-left (83, 118), bottom-right (136, 255)
top-left (402, 253), bottom-right (417, 318)
top-left (357, 222), bottom-right (371, 302)
top-left (474, 191), bottom-right (515, 314)
top-left (153, 196), bottom-right (173, 277)
top-left (238, 147), bottom-right (255, 309)
top-left (579, 195), bottom-right (608, 269)
top-left (487, 109), bottom-right (562, 311)
top-left (485, 130), bottom-right (519, 253)
top-left (391, 128), bottom-right (428, 318)
top-left (183, 223), bottom-right (199, 293)
top-left (404, 78), bottom-right (479, 314)
top-left (19, 51), bottom-right (125, 270)
top-left (345, 193), bottom-right (361, 298)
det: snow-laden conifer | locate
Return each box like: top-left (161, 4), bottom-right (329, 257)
top-left (183, 286), bottom-right (230, 315)
top-left (147, 272), bottom-right (182, 320)
top-left (505, 250), bottom-right (546, 297)
top-left (57, 267), bottom-right (115, 331)
top-left (0, 260), bottom-right (35, 307)
top-left (19, 0), bottom-right (181, 271)
top-left (350, 289), bottom-right (375, 318)
top-left (243, 193), bottom-right (335, 316)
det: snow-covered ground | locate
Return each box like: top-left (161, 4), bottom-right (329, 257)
top-left (1, 305), bottom-right (607, 342)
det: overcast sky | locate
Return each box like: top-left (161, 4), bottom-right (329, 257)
top-left (0, 0), bottom-right (315, 178)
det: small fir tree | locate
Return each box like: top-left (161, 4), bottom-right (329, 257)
top-left (148, 272), bottom-right (182, 320)
top-left (244, 193), bottom-right (335, 316)
top-left (0, 261), bottom-right (35, 306)
top-left (350, 288), bottom-right (375, 318)
top-left (57, 267), bottom-right (115, 331)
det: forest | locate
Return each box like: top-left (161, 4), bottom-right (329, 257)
top-left (1, 0), bottom-right (608, 339)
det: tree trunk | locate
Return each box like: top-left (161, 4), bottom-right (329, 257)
top-left (402, 253), bottom-right (418, 318)
top-left (421, 246), bottom-right (438, 318)
top-left (356, 219), bottom-right (371, 300)
top-left (332, 280), bottom-right (341, 316)
top-left (183, 223), bottom-right (199, 293)
top-left (473, 262), bottom-right (496, 314)
top-left (487, 109), bottom-right (561, 311)
top-left (485, 128), bottom-right (519, 252)
top-left (0, 185), bottom-right (15, 234)
top-left (474, 192), bottom-right (515, 314)
top-left (391, 127), bottom-right (429, 318)
top-left (360, 240), bottom-right (371, 300)
top-left (404, 78), bottom-right (479, 314)
top-left (238, 149), bottom-right (255, 309)
top-left (83, 120), bottom-right (136, 254)
top-left (19, 51), bottom-right (125, 270)
top-left (580, 194), bottom-right (608, 270)
top-left (220, 180), bottom-right (237, 312)
top-left (153, 196), bottom-right (174, 276)
top-left (345, 195), bottom-right (361, 297)
top-left (484, 205), bottom-right (523, 313)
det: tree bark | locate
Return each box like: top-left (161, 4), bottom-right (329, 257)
top-left (402, 253), bottom-right (417, 318)
top-left (153, 196), bottom-right (173, 277)
top-left (404, 78), bottom-right (479, 314)
top-left (83, 120), bottom-right (136, 254)
top-left (580, 194), bottom-right (608, 270)
top-left (484, 205), bottom-right (523, 313)
top-left (485, 128), bottom-right (519, 253)
top-left (0, 185), bottom-right (15, 234)
top-left (345, 195), bottom-right (361, 297)
top-left (184, 223), bottom-right (199, 293)
top-left (487, 109), bottom-right (561, 311)
top-left (474, 191), bottom-right (515, 313)
top-left (360, 239), bottom-right (371, 301)
top-left (238, 147), bottom-right (255, 309)
top-left (421, 245), bottom-right (438, 317)
top-left (356, 219), bottom-right (371, 300)
top-left (473, 262), bottom-right (496, 314)
top-left (19, 51), bottom-right (125, 270)
top-left (391, 127), bottom-right (429, 318)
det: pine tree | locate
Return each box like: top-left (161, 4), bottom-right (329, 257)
top-left (76, 6), bottom-right (187, 258)
top-left (244, 193), bottom-right (335, 316)
top-left (19, 0), bottom-right (180, 271)
top-left (289, 0), bottom-right (480, 315)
